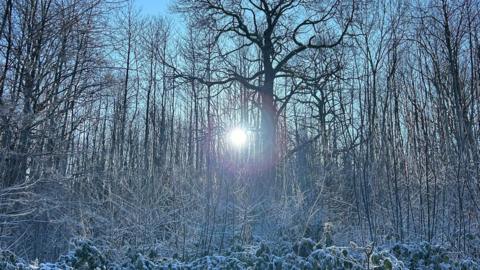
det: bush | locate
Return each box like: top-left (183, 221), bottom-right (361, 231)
top-left (1, 238), bottom-right (479, 269)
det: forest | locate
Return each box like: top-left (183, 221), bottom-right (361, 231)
top-left (0, 0), bottom-right (479, 269)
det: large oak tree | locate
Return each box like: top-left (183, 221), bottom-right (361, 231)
top-left (175, 0), bottom-right (354, 190)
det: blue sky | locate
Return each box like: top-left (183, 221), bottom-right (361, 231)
top-left (135, 0), bottom-right (175, 16)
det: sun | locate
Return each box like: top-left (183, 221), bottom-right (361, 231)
top-left (228, 127), bottom-right (247, 148)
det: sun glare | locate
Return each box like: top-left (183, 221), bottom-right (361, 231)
top-left (228, 127), bottom-right (247, 148)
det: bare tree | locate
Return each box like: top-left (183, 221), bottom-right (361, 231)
top-left (174, 0), bottom-right (354, 197)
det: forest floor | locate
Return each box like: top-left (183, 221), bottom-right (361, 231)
top-left (1, 238), bottom-right (479, 269)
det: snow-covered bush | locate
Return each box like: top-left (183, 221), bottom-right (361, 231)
top-left (0, 250), bottom-right (29, 270)
top-left (57, 239), bottom-right (108, 269)
top-left (387, 242), bottom-right (480, 270)
top-left (1, 238), bottom-right (480, 269)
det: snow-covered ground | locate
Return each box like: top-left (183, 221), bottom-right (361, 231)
top-left (1, 239), bottom-right (479, 269)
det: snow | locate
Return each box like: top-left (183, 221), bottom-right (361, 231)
top-left (1, 238), bottom-right (479, 269)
